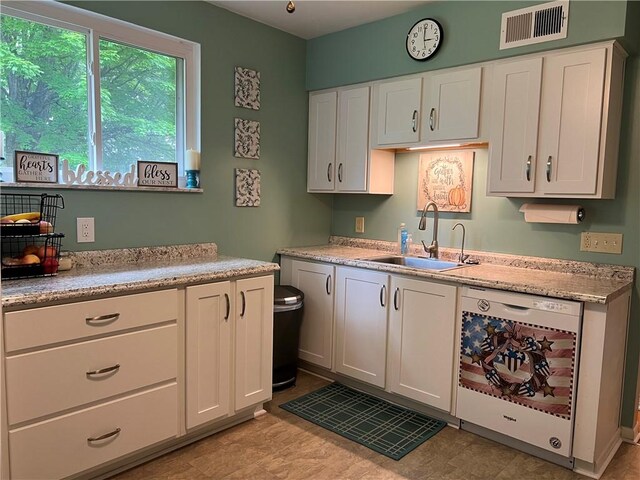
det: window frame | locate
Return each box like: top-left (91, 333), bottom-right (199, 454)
top-left (1, 0), bottom-right (201, 187)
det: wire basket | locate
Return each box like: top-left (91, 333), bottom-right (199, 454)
top-left (1, 193), bottom-right (65, 236)
top-left (1, 233), bottom-right (64, 279)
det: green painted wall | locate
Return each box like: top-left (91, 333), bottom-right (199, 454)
top-left (307, 0), bottom-right (628, 90)
top-left (310, 1), bottom-right (640, 428)
top-left (3, 1), bottom-right (332, 262)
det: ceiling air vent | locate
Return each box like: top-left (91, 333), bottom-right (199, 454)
top-left (500, 0), bottom-right (569, 50)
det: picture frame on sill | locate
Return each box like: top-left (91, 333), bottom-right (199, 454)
top-left (14, 150), bottom-right (59, 184)
top-left (137, 161), bottom-right (178, 188)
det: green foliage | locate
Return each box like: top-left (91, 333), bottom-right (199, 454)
top-left (0, 14), bottom-right (178, 177)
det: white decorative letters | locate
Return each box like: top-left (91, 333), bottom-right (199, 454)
top-left (62, 159), bottom-right (137, 187)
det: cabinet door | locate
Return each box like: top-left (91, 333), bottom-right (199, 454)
top-left (185, 282), bottom-right (232, 429)
top-left (388, 276), bottom-right (457, 411)
top-left (337, 86), bottom-right (370, 192)
top-left (425, 67), bottom-right (482, 142)
top-left (538, 48), bottom-right (606, 195)
top-left (234, 276), bottom-right (274, 411)
top-left (487, 58), bottom-right (542, 194)
top-left (289, 260), bottom-right (335, 369)
top-left (308, 91), bottom-right (337, 192)
top-left (335, 267), bottom-right (388, 388)
top-left (375, 78), bottom-right (422, 145)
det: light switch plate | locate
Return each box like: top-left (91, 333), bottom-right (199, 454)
top-left (580, 232), bottom-right (623, 254)
top-left (355, 217), bottom-right (365, 233)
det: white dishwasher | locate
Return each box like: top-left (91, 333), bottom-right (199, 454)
top-left (456, 286), bottom-right (582, 462)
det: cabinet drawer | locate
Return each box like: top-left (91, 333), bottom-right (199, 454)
top-left (8, 383), bottom-right (178, 480)
top-left (6, 324), bottom-right (177, 425)
top-left (4, 289), bottom-right (178, 352)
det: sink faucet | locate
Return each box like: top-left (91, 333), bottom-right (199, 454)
top-left (418, 201), bottom-right (439, 258)
top-left (452, 223), bottom-right (469, 264)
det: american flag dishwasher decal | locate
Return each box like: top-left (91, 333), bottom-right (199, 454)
top-left (456, 287), bottom-right (582, 459)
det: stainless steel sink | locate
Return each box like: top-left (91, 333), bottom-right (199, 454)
top-left (366, 256), bottom-right (467, 272)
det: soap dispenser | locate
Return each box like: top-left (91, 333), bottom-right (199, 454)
top-left (398, 223), bottom-right (409, 255)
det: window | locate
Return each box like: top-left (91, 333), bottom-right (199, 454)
top-left (0, 1), bottom-right (199, 187)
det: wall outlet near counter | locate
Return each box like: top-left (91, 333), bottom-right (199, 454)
top-left (355, 217), bottom-right (365, 233)
top-left (580, 232), bottom-right (622, 254)
top-left (77, 217), bottom-right (95, 243)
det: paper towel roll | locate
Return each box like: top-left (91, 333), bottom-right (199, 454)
top-left (519, 204), bottom-right (585, 224)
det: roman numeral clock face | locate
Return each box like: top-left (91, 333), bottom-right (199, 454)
top-left (406, 18), bottom-right (443, 61)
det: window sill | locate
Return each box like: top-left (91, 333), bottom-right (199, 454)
top-left (0, 182), bottom-right (203, 193)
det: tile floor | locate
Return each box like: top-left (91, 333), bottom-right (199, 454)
top-left (114, 372), bottom-right (639, 480)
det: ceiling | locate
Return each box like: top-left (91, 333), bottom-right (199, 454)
top-left (207, 1), bottom-right (431, 40)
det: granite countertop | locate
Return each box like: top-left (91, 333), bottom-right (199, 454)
top-left (277, 238), bottom-right (635, 304)
top-left (2, 244), bottom-right (279, 309)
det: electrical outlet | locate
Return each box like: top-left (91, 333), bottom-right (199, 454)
top-left (355, 217), bottom-right (365, 233)
top-left (580, 232), bottom-right (623, 254)
top-left (77, 217), bottom-right (95, 243)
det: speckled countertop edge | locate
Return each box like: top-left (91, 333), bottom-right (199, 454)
top-left (2, 244), bottom-right (279, 309)
top-left (277, 238), bottom-right (635, 304)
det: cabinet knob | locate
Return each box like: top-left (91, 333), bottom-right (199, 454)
top-left (380, 285), bottom-right (386, 307)
top-left (526, 156), bottom-right (532, 182)
top-left (240, 291), bottom-right (246, 317)
top-left (86, 364), bottom-right (120, 377)
top-left (85, 313), bottom-right (120, 325)
top-left (393, 288), bottom-right (400, 311)
top-left (429, 108), bottom-right (436, 131)
top-left (546, 156), bottom-right (553, 182)
top-left (413, 110), bottom-right (419, 133)
top-left (87, 427), bottom-right (121, 444)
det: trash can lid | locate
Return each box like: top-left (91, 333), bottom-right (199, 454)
top-left (274, 285), bottom-right (304, 305)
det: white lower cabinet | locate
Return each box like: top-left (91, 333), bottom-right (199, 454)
top-left (185, 275), bottom-right (274, 428)
top-left (234, 276), bottom-right (274, 411)
top-left (335, 267), bottom-right (389, 388)
top-left (387, 276), bottom-right (457, 411)
top-left (3, 290), bottom-right (180, 480)
top-left (185, 281), bottom-right (232, 428)
top-left (9, 384), bottom-right (178, 480)
top-left (282, 258), bottom-right (335, 369)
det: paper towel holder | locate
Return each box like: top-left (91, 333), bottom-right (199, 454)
top-left (519, 203), bottom-right (586, 224)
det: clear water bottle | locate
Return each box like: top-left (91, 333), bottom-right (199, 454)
top-left (398, 223), bottom-right (409, 255)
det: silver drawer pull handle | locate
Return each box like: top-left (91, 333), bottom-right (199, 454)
top-left (87, 428), bottom-right (121, 443)
top-left (240, 291), bottom-right (246, 317)
top-left (380, 285), bottom-right (386, 307)
top-left (86, 364), bottom-right (120, 377)
top-left (526, 155), bottom-right (532, 182)
top-left (326, 275), bottom-right (331, 295)
top-left (327, 163), bottom-right (333, 182)
top-left (546, 156), bottom-right (552, 182)
top-left (429, 108), bottom-right (435, 131)
top-left (86, 313), bottom-right (120, 325)
top-left (224, 293), bottom-right (230, 321)
top-left (412, 109), bottom-right (419, 133)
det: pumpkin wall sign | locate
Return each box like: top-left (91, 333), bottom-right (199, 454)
top-left (417, 150), bottom-right (474, 213)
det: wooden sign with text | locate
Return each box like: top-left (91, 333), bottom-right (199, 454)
top-left (137, 161), bottom-right (178, 188)
top-left (14, 151), bottom-right (59, 183)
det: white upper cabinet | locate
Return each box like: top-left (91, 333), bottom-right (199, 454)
top-left (308, 86), bottom-right (394, 194)
top-left (488, 58), bottom-right (543, 193)
top-left (307, 91), bottom-right (337, 191)
top-left (373, 77), bottom-right (422, 146)
top-left (424, 67), bottom-right (482, 142)
top-left (488, 43), bottom-right (626, 198)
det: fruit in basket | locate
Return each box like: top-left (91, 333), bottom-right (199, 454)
top-left (15, 219), bottom-right (32, 224)
top-left (22, 245), bottom-right (39, 256)
top-left (39, 221), bottom-right (53, 233)
top-left (2, 257), bottom-right (22, 266)
top-left (21, 254), bottom-right (41, 265)
top-left (0, 218), bottom-right (14, 224)
top-left (0, 212), bottom-right (40, 222)
top-left (42, 257), bottom-right (59, 274)
top-left (37, 246), bottom-right (57, 260)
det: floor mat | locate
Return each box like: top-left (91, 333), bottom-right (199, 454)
top-left (280, 382), bottom-right (446, 460)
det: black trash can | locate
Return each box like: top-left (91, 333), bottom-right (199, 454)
top-left (272, 285), bottom-right (304, 391)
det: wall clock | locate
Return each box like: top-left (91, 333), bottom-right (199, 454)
top-left (406, 18), bottom-right (443, 61)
